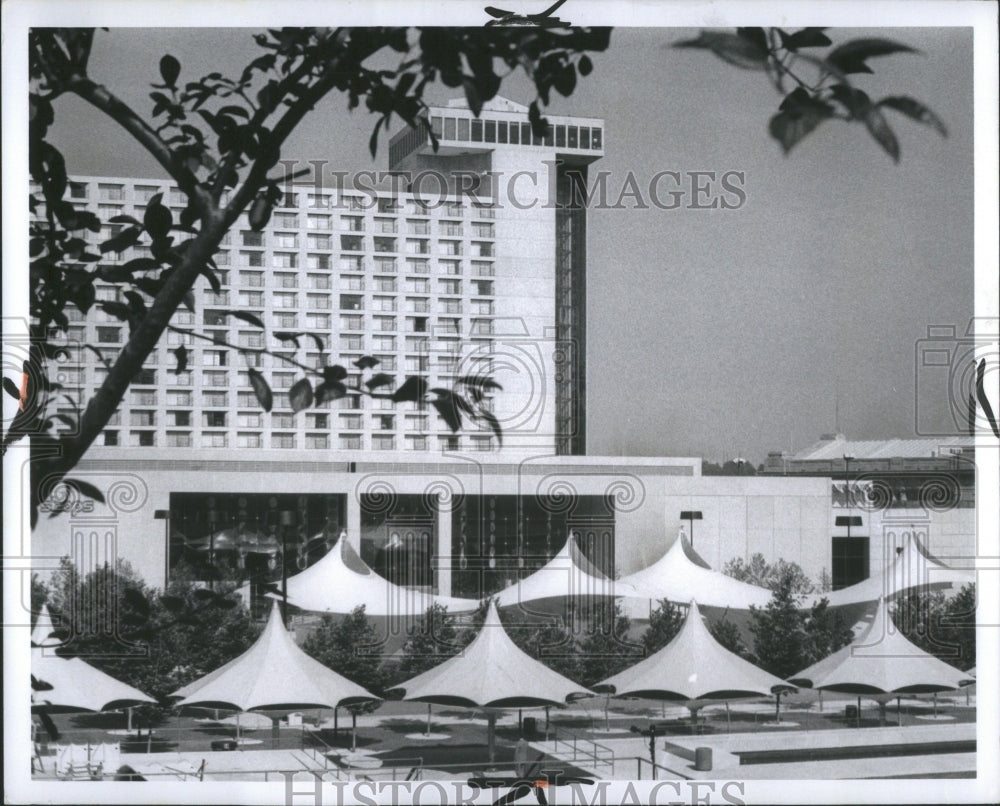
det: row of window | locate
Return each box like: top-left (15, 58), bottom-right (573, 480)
top-left (125, 410), bottom-right (486, 430)
top-left (430, 115), bottom-right (603, 152)
top-left (104, 430), bottom-right (491, 451)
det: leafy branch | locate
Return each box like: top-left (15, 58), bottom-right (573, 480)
top-left (676, 27), bottom-right (947, 161)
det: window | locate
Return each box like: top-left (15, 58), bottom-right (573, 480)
top-left (372, 434), bottom-right (395, 450)
top-left (308, 193), bottom-right (331, 208)
top-left (274, 212), bottom-right (299, 228)
top-left (306, 313), bottom-right (331, 329)
top-left (309, 413), bottom-right (328, 429)
top-left (131, 431), bottom-right (156, 447)
top-left (272, 433), bottom-right (296, 448)
top-left (70, 181), bottom-right (89, 199)
top-left (306, 433), bottom-right (329, 449)
top-left (374, 257), bottom-right (397, 273)
top-left (167, 391), bottom-right (192, 406)
top-left (374, 236), bottom-right (397, 253)
top-left (407, 317), bottom-right (428, 333)
top-left (406, 435), bottom-right (428, 451)
top-left (307, 294), bottom-right (331, 310)
top-left (373, 296), bottom-right (396, 312)
top-left (375, 217), bottom-right (397, 233)
top-left (279, 191), bottom-right (298, 207)
top-left (471, 318), bottom-right (493, 335)
top-left (408, 219), bottom-right (430, 235)
top-left (373, 316), bottom-right (396, 332)
top-left (131, 390), bottom-right (157, 405)
top-left (308, 233), bottom-right (331, 250)
top-left (307, 214), bottom-right (331, 230)
top-left (439, 240), bottom-right (462, 256)
top-left (405, 355), bottom-right (429, 372)
top-left (307, 254), bottom-right (331, 270)
top-left (407, 237), bottom-right (433, 253)
top-left (341, 215), bottom-right (364, 231)
top-left (340, 413), bottom-right (363, 429)
top-left (378, 198), bottom-right (399, 214)
top-left (440, 221), bottom-right (462, 236)
top-left (274, 292), bottom-right (297, 309)
top-left (473, 222), bottom-right (494, 238)
top-left (373, 335), bottom-right (396, 351)
top-left (340, 314), bottom-right (364, 331)
top-left (473, 261), bottom-right (494, 277)
top-left (438, 318), bottom-right (461, 335)
top-left (202, 432), bottom-right (228, 448)
top-left (202, 350), bottom-right (227, 367)
top-left (273, 312), bottom-right (298, 327)
top-left (832, 537), bottom-right (870, 590)
top-left (377, 355), bottom-right (397, 371)
top-left (166, 432), bottom-right (192, 448)
top-left (405, 278), bottom-right (429, 294)
top-left (472, 241), bottom-right (493, 257)
top-left (339, 434), bottom-right (362, 450)
top-left (237, 412), bottom-right (262, 428)
top-left (472, 435), bottom-right (493, 452)
top-left (134, 368), bottom-right (156, 385)
top-left (407, 259), bottom-right (430, 274)
top-left (439, 279), bottom-right (462, 295)
top-left (99, 183), bottom-right (125, 201)
top-left (169, 411), bottom-right (190, 427)
top-left (340, 294), bottom-right (363, 311)
top-left (238, 290), bottom-right (264, 307)
top-left (473, 280), bottom-right (494, 295)
top-left (473, 204), bottom-right (496, 219)
top-left (439, 435), bottom-right (460, 451)
top-left (130, 411), bottom-right (156, 427)
top-left (439, 299), bottom-right (462, 314)
top-left (238, 432), bottom-right (262, 449)
top-left (203, 411), bottom-right (227, 428)
top-left (204, 370), bottom-right (229, 387)
top-left (242, 231), bottom-right (264, 247)
top-left (273, 373), bottom-right (295, 389)
top-left (168, 372), bottom-right (192, 386)
top-left (204, 310), bottom-right (228, 326)
top-left (239, 271), bottom-right (265, 289)
top-left (214, 251), bottom-right (231, 266)
top-left (272, 252), bottom-right (298, 269)
top-left (473, 300), bottom-right (494, 315)
top-left (97, 327), bottom-right (121, 343)
top-left (341, 234), bottom-right (364, 251)
top-left (104, 431), bottom-right (119, 446)
top-left (242, 251), bottom-right (264, 267)
top-left (203, 391), bottom-right (228, 407)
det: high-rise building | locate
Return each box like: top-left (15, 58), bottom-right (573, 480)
top-left (41, 97), bottom-right (603, 460)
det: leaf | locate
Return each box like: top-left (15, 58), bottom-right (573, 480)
top-left (322, 364), bottom-right (348, 383)
top-left (737, 27), bottom-right (769, 55)
top-left (160, 595), bottom-right (185, 613)
top-left (828, 84), bottom-right (872, 119)
top-left (353, 355), bottom-right (379, 370)
top-left (274, 332), bottom-right (302, 348)
top-left (458, 376), bottom-right (502, 392)
top-left (288, 378), bottom-right (314, 412)
top-left (107, 214), bottom-right (142, 226)
top-left (142, 195), bottom-right (172, 240)
top-left (200, 265), bottom-right (221, 294)
top-left (3, 377), bottom-right (21, 400)
top-left (123, 587), bottom-right (151, 618)
top-left (247, 367), bottom-right (273, 412)
top-left (780, 27), bottom-right (832, 51)
top-left (306, 333), bottom-right (325, 352)
top-left (62, 478), bottom-right (105, 504)
top-left (770, 88), bottom-right (835, 154)
top-left (159, 54), bottom-right (181, 87)
top-left (391, 375), bottom-right (427, 403)
top-left (99, 225), bottom-right (142, 254)
top-left (673, 30), bottom-right (769, 70)
top-left (182, 291), bottom-right (195, 313)
top-left (578, 54), bottom-right (593, 76)
top-left (172, 345), bottom-right (189, 374)
top-left (825, 38), bottom-right (919, 75)
top-left (877, 96), bottom-right (948, 137)
top-left (315, 380), bottom-right (347, 403)
top-left (226, 310), bottom-right (265, 329)
top-left (430, 389), bottom-right (463, 432)
top-left (83, 344), bottom-right (112, 369)
top-left (863, 106), bottom-right (900, 163)
top-left (365, 373), bottom-right (395, 390)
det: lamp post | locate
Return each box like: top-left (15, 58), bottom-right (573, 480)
top-left (279, 510), bottom-right (295, 626)
top-left (153, 509), bottom-right (170, 590)
top-left (843, 454), bottom-right (855, 506)
top-left (680, 511), bottom-right (703, 547)
top-left (207, 509), bottom-right (217, 591)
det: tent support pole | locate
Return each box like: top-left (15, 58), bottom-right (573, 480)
top-left (775, 692), bottom-right (781, 724)
top-left (487, 711), bottom-right (497, 767)
top-left (726, 701), bottom-right (731, 733)
top-left (933, 692), bottom-right (938, 717)
top-left (818, 690), bottom-right (823, 712)
top-left (426, 703), bottom-right (431, 736)
top-left (351, 711), bottom-right (357, 752)
top-left (856, 696), bottom-right (861, 728)
top-left (897, 697), bottom-right (902, 726)
top-left (334, 706), bottom-right (338, 738)
top-left (127, 707), bottom-right (133, 733)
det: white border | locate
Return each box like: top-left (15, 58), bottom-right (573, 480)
top-left (3, 2), bottom-right (997, 804)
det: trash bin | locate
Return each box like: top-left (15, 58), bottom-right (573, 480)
top-left (523, 717), bottom-right (537, 736)
top-left (694, 747), bottom-right (712, 771)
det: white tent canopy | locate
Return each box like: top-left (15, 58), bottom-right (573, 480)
top-left (618, 537), bottom-right (775, 611)
top-left (493, 532), bottom-right (639, 609)
top-left (171, 602), bottom-right (380, 712)
top-left (598, 600), bottom-right (788, 701)
top-left (391, 601), bottom-right (592, 708)
top-left (805, 533), bottom-right (974, 609)
top-left (32, 654), bottom-right (157, 714)
top-left (274, 535), bottom-right (480, 616)
top-left (795, 597), bottom-right (969, 695)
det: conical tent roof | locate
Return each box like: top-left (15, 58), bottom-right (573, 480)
top-left (808, 533), bottom-right (973, 608)
top-left (31, 603), bottom-right (61, 648)
top-left (391, 601), bottom-right (592, 708)
top-left (275, 535), bottom-right (480, 616)
top-left (618, 537), bottom-right (774, 610)
top-left (31, 649), bottom-right (157, 713)
top-left (171, 602), bottom-right (380, 711)
top-left (598, 600), bottom-right (788, 701)
top-left (803, 598), bottom-right (968, 695)
top-left (494, 533), bottom-right (639, 608)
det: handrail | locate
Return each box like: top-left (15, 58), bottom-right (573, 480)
top-left (635, 756), bottom-right (692, 781)
top-left (548, 725), bottom-right (616, 775)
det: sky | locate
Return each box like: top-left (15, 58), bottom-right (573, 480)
top-left (40, 23), bottom-right (975, 465)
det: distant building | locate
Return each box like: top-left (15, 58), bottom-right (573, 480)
top-left (763, 434), bottom-right (975, 590)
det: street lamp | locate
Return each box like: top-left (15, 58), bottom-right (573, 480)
top-left (279, 510), bottom-right (295, 625)
top-left (153, 509), bottom-right (170, 590)
top-left (680, 511), bottom-right (703, 547)
top-left (843, 454), bottom-right (855, 506)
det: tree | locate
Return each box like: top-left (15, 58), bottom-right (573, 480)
top-left (723, 552), bottom-right (816, 594)
top-left (676, 27), bottom-right (948, 161)
top-left (507, 612), bottom-right (583, 684)
top-left (393, 602), bottom-right (467, 684)
top-left (708, 615), bottom-right (750, 659)
top-left (747, 567), bottom-right (810, 679)
top-left (577, 599), bottom-right (642, 688)
top-left (892, 583), bottom-right (975, 671)
top-left (641, 598), bottom-right (684, 655)
top-left (302, 605), bottom-right (385, 714)
top-left (802, 597), bottom-right (853, 664)
top-left (13, 26), bottom-right (613, 524)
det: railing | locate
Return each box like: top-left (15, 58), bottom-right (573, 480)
top-left (549, 726), bottom-right (616, 777)
top-left (635, 757), bottom-right (692, 781)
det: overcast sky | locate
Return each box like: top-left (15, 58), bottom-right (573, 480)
top-left (43, 24), bottom-right (975, 464)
